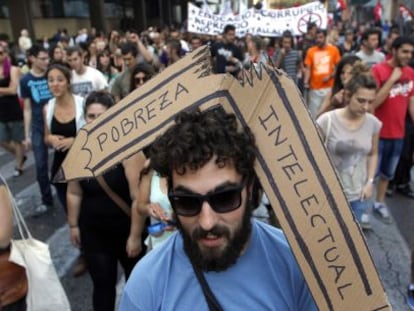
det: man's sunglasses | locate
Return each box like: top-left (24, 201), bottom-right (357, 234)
top-left (168, 179), bottom-right (247, 217)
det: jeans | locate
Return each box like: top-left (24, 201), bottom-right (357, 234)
top-left (350, 199), bottom-right (370, 222)
top-left (377, 138), bottom-right (404, 180)
top-left (31, 123), bottom-right (53, 205)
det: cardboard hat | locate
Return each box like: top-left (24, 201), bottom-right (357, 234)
top-left (59, 46), bottom-right (391, 311)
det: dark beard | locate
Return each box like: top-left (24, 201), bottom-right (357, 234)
top-left (176, 203), bottom-right (252, 272)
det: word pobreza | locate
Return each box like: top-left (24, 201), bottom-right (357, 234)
top-left (59, 46), bottom-right (391, 311)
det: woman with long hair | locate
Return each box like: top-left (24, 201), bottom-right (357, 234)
top-left (96, 49), bottom-right (118, 86)
top-left (317, 73), bottom-right (382, 230)
top-left (49, 45), bottom-right (67, 66)
top-left (44, 64), bottom-right (85, 211)
top-left (316, 55), bottom-right (364, 117)
top-left (129, 62), bottom-right (155, 93)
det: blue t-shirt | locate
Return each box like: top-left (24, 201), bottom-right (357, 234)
top-left (120, 220), bottom-right (317, 311)
top-left (20, 72), bottom-right (52, 124)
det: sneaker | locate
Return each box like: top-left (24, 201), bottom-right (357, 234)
top-left (397, 184), bottom-right (414, 199)
top-left (360, 213), bottom-right (372, 230)
top-left (407, 286), bottom-right (414, 310)
top-left (13, 168), bottom-right (23, 177)
top-left (31, 204), bottom-right (52, 217)
top-left (373, 202), bottom-right (392, 224)
top-left (13, 156), bottom-right (27, 178)
top-left (386, 186), bottom-right (394, 197)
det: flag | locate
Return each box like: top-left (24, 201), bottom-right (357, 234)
top-left (374, 0), bottom-right (382, 22)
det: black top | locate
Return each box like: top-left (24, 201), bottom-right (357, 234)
top-left (0, 75), bottom-right (23, 122)
top-left (79, 164), bottom-right (133, 252)
top-left (50, 116), bottom-right (76, 180)
top-left (210, 41), bottom-right (243, 76)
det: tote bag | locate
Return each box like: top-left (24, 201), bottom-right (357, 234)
top-left (7, 185), bottom-right (71, 311)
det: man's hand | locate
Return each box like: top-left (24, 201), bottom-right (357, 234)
top-left (390, 67), bottom-right (403, 83)
top-left (128, 33), bottom-right (141, 45)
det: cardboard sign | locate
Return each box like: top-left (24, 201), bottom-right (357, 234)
top-left (187, 1), bottom-right (328, 37)
top-left (60, 46), bottom-right (391, 310)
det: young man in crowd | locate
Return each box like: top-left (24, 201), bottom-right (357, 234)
top-left (66, 46), bottom-right (108, 98)
top-left (20, 45), bottom-right (54, 215)
top-left (273, 30), bottom-right (302, 84)
top-left (370, 36), bottom-right (414, 225)
top-left (356, 27), bottom-right (385, 68)
top-left (304, 28), bottom-right (341, 119)
top-left (111, 31), bottom-right (155, 102)
top-left (210, 24), bottom-right (244, 77)
top-left (120, 108), bottom-right (317, 310)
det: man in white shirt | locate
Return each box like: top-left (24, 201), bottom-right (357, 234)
top-left (356, 28), bottom-right (385, 68)
top-left (67, 46), bottom-right (108, 98)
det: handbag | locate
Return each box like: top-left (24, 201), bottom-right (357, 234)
top-left (7, 185), bottom-right (71, 311)
top-left (96, 175), bottom-right (131, 216)
top-left (0, 247), bottom-right (28, 307)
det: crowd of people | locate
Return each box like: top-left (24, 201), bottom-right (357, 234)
top-left (0, 12), bottom-right (414, 310)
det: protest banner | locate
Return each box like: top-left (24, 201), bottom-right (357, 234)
top-left (59, 47), bottom-right (390, 310)
top-left (187, 1), bottom-right (327, 37)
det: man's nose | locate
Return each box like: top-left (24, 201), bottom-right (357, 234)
top-left (198, 201), bottom-right (217, 231)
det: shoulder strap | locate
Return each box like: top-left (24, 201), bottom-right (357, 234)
top-left (96, 176), bottom-right (131, 217)
top-left (190, 261), bottom-right (223, 311)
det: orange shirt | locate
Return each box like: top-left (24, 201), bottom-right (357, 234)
top-left (305, 44), bottom-right (341, 90)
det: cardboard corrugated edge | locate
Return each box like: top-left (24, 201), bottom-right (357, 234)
top-left (60, 47), bottom-right (391, 310)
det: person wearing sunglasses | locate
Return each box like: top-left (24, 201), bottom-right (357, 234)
top-left (129, 62), bottom-right (155, 93)
top-left (120, 108), bottom-right (317, 310)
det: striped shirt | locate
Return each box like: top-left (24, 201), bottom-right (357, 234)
top-left (273, 49), bottom-right (300, 83)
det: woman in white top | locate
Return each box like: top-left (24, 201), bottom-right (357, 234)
top-left (132, 162), bottom-right (175, 250)
top-left (317, 71), bottom-right (382, 230)
top-left (43, 64), bottom-right (85, 211)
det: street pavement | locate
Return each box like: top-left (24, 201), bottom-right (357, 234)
top-left (1, 148), bottom-right (414, 310)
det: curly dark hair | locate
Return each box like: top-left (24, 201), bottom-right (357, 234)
top-left (149, 108), bottom-right (257, 182)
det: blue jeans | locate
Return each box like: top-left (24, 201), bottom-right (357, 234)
top-left (377, 138), bottom-right (404, 180)
top-left (31, 123), bottom-right (53, 205)
top-left (350, 199), bottom-right (370, 222)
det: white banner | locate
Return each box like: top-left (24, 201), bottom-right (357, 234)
top-left (187, 1), bottom-right (328, 37)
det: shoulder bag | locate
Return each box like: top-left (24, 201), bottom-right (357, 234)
top-left (7, 185), bottom-right (71, 311)
top-left (96, 175), bottom-right (131, 217)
